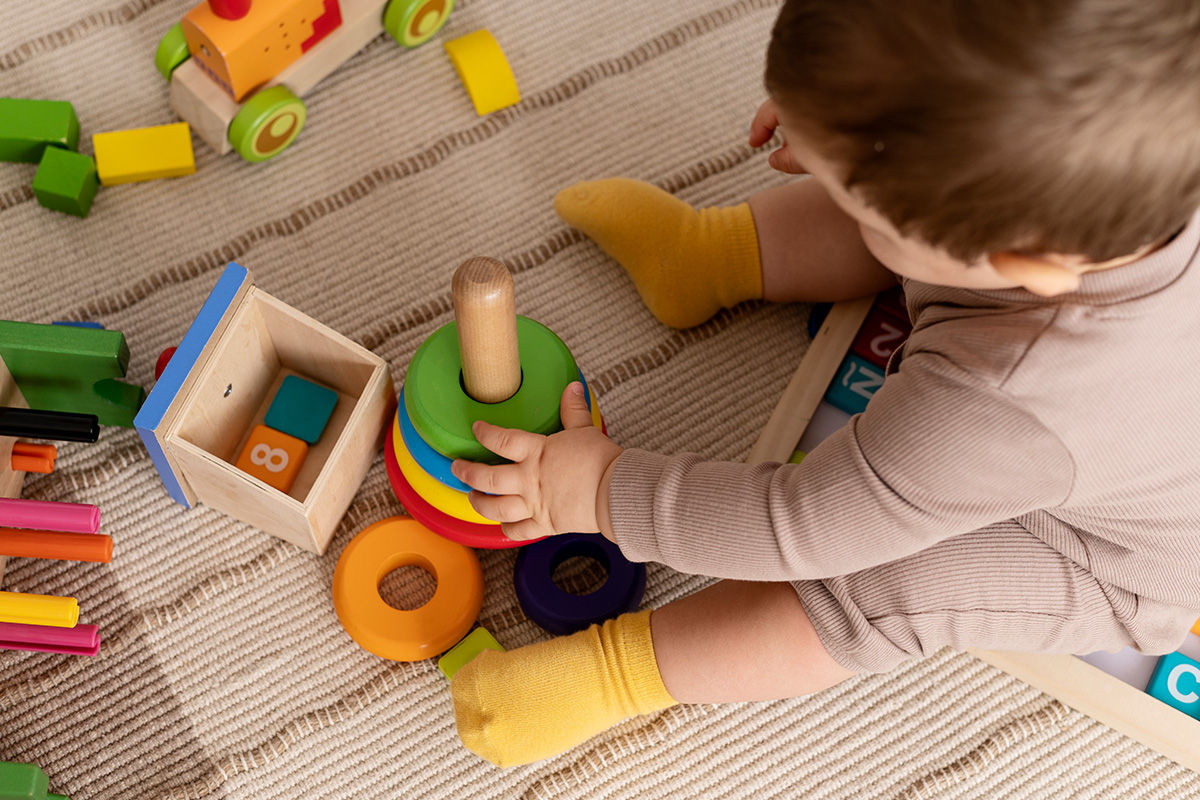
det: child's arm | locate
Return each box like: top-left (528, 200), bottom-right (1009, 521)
top-left (748, 99), bottom-right (899, 303)
top-left (457, 348), bottom-right (1075, 581)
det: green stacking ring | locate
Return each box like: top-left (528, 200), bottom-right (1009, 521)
top-left (405, 316), bottom-right (578, 463)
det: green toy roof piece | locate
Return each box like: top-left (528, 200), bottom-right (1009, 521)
top-left (0, 320), bottom-right (144, 428)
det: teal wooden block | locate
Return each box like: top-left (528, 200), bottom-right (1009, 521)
top-left (824, 354), bottom-right (886, 415)
top-left (0, 98), bottom-right (80, 163)
top-left (31, 147), bottom-right (98, 218)
top-left (264, 375), bottom-right (338, 443)
top-left (1146, 652), bottom-right (1200, 719)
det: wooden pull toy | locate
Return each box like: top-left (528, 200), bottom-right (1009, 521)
top-left (452, 256), bottom-right (521, 404)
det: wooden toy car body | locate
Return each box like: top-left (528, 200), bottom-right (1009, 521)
top-left (135, 263), bottom-right (395, 554)
top-left (158, 0), bottom-right (454, 161)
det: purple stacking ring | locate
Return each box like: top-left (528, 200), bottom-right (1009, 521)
top-left (514, 533), bottom-right (647, 635)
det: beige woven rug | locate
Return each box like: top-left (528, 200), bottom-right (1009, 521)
top-left (2, 0), bottom-right (1198, 797)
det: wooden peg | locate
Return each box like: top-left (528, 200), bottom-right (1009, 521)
top-left (452, 257), bottom-right (521, 404)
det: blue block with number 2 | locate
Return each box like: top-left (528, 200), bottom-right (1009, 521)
top-left (824, 355), bottom-right (886, 416)
top-left (265, 375), bottom-right (338, 444)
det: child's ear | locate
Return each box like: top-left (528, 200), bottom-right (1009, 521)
top-left (987, 252), bottom-right (1082, 297)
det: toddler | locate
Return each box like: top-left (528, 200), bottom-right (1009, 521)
top-left (447, 0), bottom-right (1200, 767)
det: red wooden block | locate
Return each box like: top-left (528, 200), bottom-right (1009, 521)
top-left (850, 305), bottom-right (912, 369)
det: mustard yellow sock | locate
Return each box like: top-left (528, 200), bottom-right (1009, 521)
top-left (554, 178), bottom-right (763, 329)
top-left (450, 610), bottom-right (677, 767)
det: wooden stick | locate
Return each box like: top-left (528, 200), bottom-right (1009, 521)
top-left (452, 257), bottom-right (521, 404)
top-left (746, 296), bottom-right (874, 464)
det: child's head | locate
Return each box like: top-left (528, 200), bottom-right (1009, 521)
top-left (764, 0), bottom-right (1200, 293)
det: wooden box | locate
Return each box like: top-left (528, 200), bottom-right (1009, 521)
top-left (750, 298), bottom-right (1200, 773)
top-left (136, 263), bottom-right (394, 555)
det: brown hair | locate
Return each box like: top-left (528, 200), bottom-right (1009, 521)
top-left (765, 0), bottom-right (1200, 262)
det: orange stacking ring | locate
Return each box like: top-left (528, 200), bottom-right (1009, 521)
top-left (332, 516), bottom-right (483, 662)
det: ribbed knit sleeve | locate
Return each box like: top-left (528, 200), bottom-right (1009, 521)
top-left (608, 349), bottom-right (1076, 581)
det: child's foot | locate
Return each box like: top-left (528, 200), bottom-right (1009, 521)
top-left (450, 610), bottom-right (677, 767)
top-left (554, 179), bottom-right (762, 329)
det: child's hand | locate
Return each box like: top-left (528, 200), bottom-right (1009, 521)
top-left (750, 98), bottom-right (808, 175)
top-left (450, 382), bottom-right (623, 542)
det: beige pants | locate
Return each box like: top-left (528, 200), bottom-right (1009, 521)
top-left (794, 517), bottom-right (1198, 673)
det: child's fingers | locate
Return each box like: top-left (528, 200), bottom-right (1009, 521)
top-left (451, 460), bottom-right (525, 495)
top-left (768, 144), bottom-right (808, 175)
top-left (500, 519), bottom-right (552, 542)
top-left (559, 382), bottom-right (593, 430)
top-left (749, 98), bottom-right (778, 147)
top-left (471, 421), bottom-right (541, 462)
top-left (467, 491), bottom-right (531, 523)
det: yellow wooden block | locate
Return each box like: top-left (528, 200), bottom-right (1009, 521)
top-left (444, 30), bottom-right (520, 116)
top-left (234, 423), bottom-right (308, 493)
top-left (93, 123), bottom-right (197, 186)
top-left (182, 0), bottom-right (324, 103)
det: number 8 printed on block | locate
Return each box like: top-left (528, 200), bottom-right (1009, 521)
top-left (236, 424), bottom-right (308, 492)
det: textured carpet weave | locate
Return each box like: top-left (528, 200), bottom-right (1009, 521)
top-left (2, 0), bottom-right (1198, 797)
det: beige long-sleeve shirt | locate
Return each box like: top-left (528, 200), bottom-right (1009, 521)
top-left (609, 210), bottom-right (1200, 612)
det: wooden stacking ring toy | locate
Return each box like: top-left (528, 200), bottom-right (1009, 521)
top-left (397, 373), bottom-right (602, 494)
top-left (332, 516), bottom-right (483, 661)
top-left (397, 385), bottom-right (472, 493)
top-left (385, 421), bottom-right (529, 549)
top-left (514, 533), bottom-right (646, 635)
top-left (392, 411), bottom-right (494, 525)
top-left (404, 315), bottom-right (578, 464)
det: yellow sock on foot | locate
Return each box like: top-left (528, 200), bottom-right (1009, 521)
top-left (554, 178), bottom-right (762, 329)
top-left (451, 610), bottom-right (677, 767)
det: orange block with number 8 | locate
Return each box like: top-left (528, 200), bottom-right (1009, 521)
top-left (235, 424), bottom-right (308, 492)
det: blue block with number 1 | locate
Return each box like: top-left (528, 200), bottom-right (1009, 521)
top-left (265, 375), bottom-right (338, 444)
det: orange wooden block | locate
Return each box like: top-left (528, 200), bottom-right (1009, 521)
top-left (234, 424), bottom-right (307, 492)
top-left (1192, 617), bottom-right (1200, 637)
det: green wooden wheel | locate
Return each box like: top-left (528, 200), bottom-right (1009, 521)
top-left (155, 23), bottom-right (190, 81)
top-left (228, 86), bottom-right (307, 163)
top-left (404, 316), bottom-right (578, 463)
top-left (384, 0), bottom-right (455, 48)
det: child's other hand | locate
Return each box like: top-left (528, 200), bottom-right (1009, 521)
top-left (451, 382), bottom-right (623, 542)
top-left (749, 98), bottom-right (807, 175)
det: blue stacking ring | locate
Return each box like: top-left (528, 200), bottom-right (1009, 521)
top-left (397, 385), bottom-right (471, 492)
top-left (398, 372), bottom-right (596, 494)
top-left (514, 533), bottom-right (646, 635)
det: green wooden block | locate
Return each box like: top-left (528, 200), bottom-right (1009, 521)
top-left (32, 147), bottom-right (98, 218)
top-left (0, 762), bottom-right (47, 800)
top-left (0, 321), bottom-right (144, 428)
top-left (264, 374), bottom-right (338, 443)
top-left (0, 99), bottom-right (80, 164)
top-left (438, 627), bottom-right (504, 680)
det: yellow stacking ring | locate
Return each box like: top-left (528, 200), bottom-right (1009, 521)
top-left (392, 415), bottom-right (495, 525)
